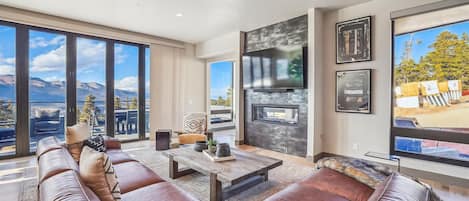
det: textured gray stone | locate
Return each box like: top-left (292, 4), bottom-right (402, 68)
top-left (245, 90), bottom-right (308, 157)
top-left (246, 15), bottom-right (307, 53)
top-left (244, 15), bottom-right (308, 157)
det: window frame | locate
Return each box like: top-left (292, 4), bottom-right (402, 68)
top-left (207, 59), bottom-right (236, 127)
top-left (0, 19), bottom-right (149, 159)
top-left (390, 19), bottom-right (469, 168)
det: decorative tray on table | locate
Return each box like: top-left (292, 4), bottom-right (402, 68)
top-left (203, 150), bottom-right (236, 162)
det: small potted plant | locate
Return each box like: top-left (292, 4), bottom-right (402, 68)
top-left (207, 139), bottom-right (217, 153)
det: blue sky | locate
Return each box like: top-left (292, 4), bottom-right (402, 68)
top-left (210, 61), bottom-right (233, 99)
top-left (0, 26), bottom-right (150, 96)
top-left (394, 21), bottom-right (469, 65)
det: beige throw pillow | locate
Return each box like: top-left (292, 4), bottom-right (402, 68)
top-left (66, 123), bottom-right (91, 161)
top-left (80, 146), bottom-right (121, 201)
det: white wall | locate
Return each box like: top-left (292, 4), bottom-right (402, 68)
top-left (196, 32), bottom-right (245, 143)
top-left (307, 8), bottom-right (324, 157)
top-left (320, 0), bottom-right (469, 179)
top-left (196, 31), bottom-right (240, 59)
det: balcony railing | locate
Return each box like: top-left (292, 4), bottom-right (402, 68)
top-left (210, 107), bottom-right (233, 124)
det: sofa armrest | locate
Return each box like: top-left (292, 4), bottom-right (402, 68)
top-left (103, 136), bottom-right (121, 150)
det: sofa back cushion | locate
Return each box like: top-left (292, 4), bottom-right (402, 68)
top-left (79, 146), bottom-right (121, 201)
top-left (40, 170), bottom-right (100, 201)
top-left (368, 173), bottom-right (431, 201)
top-left (38, 147), bottom-right (79, 184)
top-left (305, 168), bottom-right (373, 201)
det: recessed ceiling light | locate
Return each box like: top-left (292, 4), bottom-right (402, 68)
top-left (176, 13), bottom-right (183, 17)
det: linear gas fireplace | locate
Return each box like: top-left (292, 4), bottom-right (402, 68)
top-left (252, 104), bottom-right (299, 126)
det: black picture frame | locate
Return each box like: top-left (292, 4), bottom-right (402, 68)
top-left (336, 69), bottom-right (372, 114)
top-left (336, 16), bottom-right (372, 64)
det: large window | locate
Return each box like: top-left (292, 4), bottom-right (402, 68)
top-left (145, 47), bottom-right (150, 137)
top-left (114, 43), bottom-right (139, 140)
top-left (29, 30), bottom-right (67, 151)
top-left (76, 37), bottom-right (106, 135)
top-left (209, 61), bottom-right (234, 125)
top-left (0, 24), bottom-right (16, 156)
top-left (392, 4), bottom-right (469, 166)
top-left (0, 19), bottom-right (149, 158)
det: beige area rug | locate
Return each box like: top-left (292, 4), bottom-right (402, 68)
top-left (123, 145), bottom-right (315, 201)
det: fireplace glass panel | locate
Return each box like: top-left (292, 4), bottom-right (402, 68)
top-left (253, 105), bottom-right (299, 125)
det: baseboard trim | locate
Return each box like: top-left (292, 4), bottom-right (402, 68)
top-left (313, 152), bottom-right (469, 189)
top-left (235, 140), bottom-right (245, 145)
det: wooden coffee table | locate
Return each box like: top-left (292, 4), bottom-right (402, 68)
top-left (163, 147), bottom-right (282, 201)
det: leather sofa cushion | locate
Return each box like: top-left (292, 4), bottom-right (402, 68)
top-left (367, 173), bottom-right (430, 201)
top-left (106, 149), bottom-right (136, 165)
top-left (40, 170), bottom-right (100, 201)
top-left (265, 183), bottom-right (350, 201)
top-left (114, 161), bottom-right (165, 193)
top-left (122, 182), bottom-right (198, 201)
top-left (301, 168), bottom-right (373, 201)
top-left (103, 136), bottom-right (122, 150)
top-left (38, 147), bottom-right (79, 184)
top-left (36, 136), bottom-right (63, 159)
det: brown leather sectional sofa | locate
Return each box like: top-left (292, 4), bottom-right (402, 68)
top-left (266, 167), bottom-right (433, 201)
top-left (37, 136), bottom-right (197, 201)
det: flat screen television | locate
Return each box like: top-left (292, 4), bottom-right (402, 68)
top-left (242, 46), bottom-right (307, 89)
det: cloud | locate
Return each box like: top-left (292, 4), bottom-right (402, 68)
top-left (77, 38), bottom-right (105, 70)
top-left (30, 35), bottom-right (65, 48)
top-left (115, 76), bottom-right (138, 92)
top-left (0, 55), bottom-right (15, 75)
top-left (43, 76), bottom-right (61, 82)
top-left (114, 44), bottom-right (127, 64)
top-left (31, 45), bottom-right (66, 72)
top-left (29, 38), bottom-right (129, 73)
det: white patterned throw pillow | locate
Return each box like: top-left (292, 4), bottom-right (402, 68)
top-left (183, 113), bottom-right (206, 133)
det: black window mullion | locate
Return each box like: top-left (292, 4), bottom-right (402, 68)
top-left (106, 41), bottom-right (115, 137)
top-left (66, 34), bottom-right (77, 126)
top-left (138, 45), bottom-right (145, 140)
top-left (15, 25), bottom-right (30, 156)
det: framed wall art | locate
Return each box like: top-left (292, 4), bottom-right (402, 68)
top-left (336, 16), bottom-right (371, 64)
top-left (336, 69), bottom-right (372, 114)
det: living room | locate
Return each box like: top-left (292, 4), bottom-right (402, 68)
top-left (0, 0), bottom-right (469, 201)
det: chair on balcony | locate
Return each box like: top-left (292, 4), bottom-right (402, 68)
top-left (32, 109), bottom-right (61, 136)
top-left (174, 113), bottom-right (212, 145)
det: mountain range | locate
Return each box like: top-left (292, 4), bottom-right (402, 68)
top-left (0, 75), bottom-right (137, 102)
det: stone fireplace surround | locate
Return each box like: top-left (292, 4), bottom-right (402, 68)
top-left (243, 15), bottom-right (308, 157)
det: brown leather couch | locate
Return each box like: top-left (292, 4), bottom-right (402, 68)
top-left (37, 136), bottom-right (197, 201)
top-left (266, 167), bottom-right (434, 201)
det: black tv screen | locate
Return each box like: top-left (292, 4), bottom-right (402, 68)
top-left (243, 46), bottom-right (307, 89)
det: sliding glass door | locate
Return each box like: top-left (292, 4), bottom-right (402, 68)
top-left (76, 37), bottom-right (107, 135)
top-left (0, 24), bottom-right (16, 156)
top-left (0, 19), bottom-right (150, 158)
top-left (28, 30), bottom-right (67, 151)
top-left (114, 43), bottom-right (139, 140)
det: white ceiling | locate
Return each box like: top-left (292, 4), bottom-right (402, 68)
top-left (0, 0), bottom-right (370, 43)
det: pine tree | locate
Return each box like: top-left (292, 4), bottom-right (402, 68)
top-left (79, 94), bottom-right (96, 123)
top-left (426, 31), bottom-right (462, 82)
top-left (216, 96), bottom-right (225, 106)
top-left (225, 88), bottom-right (232, 107)
top-left (114, 96), bottom-right (121, 110)
top-left (130, 97), bottom-right (138, 109)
